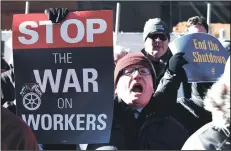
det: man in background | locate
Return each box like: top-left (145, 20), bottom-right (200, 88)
top-left (186, 16), bottom-right (208, 33)
top-left (141, 18), bottom-right (173, 86)
top-left (174, 16), bottom-right (217, 135)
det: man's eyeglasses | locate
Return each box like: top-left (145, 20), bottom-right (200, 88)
top-left (148, 33), bottom-right (168, 41)
top-left (122, 67), bottom-right (151, 76)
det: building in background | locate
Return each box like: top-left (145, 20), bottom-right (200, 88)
top-left (1, 1), bottom-right (230, 31)
top-left (76, 1), bottom-right (230, 32)
top-left (1, 1), bottom-right (230, 58)
top-left (75, 1), bottom-right (230, 39)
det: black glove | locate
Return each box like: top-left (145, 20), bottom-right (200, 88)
top-left (168, 52), bottom-right (188, 73)
top-left (44, 8), bottom-right (69, 23)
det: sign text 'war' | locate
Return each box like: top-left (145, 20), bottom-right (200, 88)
top-left (34, 53), bottom-right (99, 93)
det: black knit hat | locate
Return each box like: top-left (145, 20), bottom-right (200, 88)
top-left (143, 18), bottom-right (170, 42)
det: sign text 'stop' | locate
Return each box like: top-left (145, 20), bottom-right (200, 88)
top-left (13, 10), bottom-right (113, 49)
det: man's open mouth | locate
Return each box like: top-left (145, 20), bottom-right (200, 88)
top-left (131, 83), bottom-right (143, 93)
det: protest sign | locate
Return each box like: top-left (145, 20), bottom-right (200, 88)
top-left (169, 33), bottom-right (229, 82)
top-left (12, 10), bottom-right (114, 144)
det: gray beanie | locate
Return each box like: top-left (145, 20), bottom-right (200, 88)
top-left (143, 18), bottom-right (170, 42)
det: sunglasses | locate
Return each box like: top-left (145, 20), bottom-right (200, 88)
top-left (148, 33), bottom-right (168, 41)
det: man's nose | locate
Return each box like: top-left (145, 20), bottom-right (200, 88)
top-left (132, 70), bottom-right (142, 79)
top-left (155, 37), bottom-right (161, 42)
top-left (152, 38), bottom-right (161, 45)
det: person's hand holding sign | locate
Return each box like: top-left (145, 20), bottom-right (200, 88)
top-left (168, 52), bottom-right (188, 74)
top-left (44, 8), bottom-right (69, 23)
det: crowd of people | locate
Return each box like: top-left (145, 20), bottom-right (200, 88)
top-left (1, 8), bottom-right (230, 150)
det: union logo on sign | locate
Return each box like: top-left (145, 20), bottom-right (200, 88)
top-left (20, 83), bottom-right (43, 111)
top-left (22, 92), bottom-right (41, 111)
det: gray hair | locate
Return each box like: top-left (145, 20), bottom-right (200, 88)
top-left (113, 45), bottom-right (131, 64)
top-left (114, 45), bottom-right (131, 54)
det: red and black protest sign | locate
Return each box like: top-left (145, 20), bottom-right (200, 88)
top-left (12, 10), bottom-right (114, 144)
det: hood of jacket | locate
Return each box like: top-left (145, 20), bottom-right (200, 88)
top-left (203, 75), bottom-right (230, 131)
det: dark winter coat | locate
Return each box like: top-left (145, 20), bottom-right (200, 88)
top-left (141, 48), bottom-right (212, 135)
top-left (86, 69), bottom-right (189, 150)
